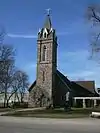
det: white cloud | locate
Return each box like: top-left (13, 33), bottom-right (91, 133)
top-left (7, 31), bottom-right (72, 39)
top-left (60, 50), bottom-right (89, 59)
top-left (23, 63), bottom-right (36, 71)
top-left (69, 70), bottom-right (94, 78)
top-left (58, 50), bottom-right (100, 88)
top-left (68, 68), bottom-right (100, 89)
top-left (19, 62), bottom-right (36, 84)
top-left (7, 34), bottom-right (37, 39)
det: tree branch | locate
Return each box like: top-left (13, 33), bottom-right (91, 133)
top-left (88, 6), bottom-right (100, 23)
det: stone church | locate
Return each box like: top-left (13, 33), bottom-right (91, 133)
top-left (28, 13), bottom-right (97, 108)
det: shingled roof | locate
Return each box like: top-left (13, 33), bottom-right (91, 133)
top-left (29, 80), bottom-right (36, 92)
top-left (74, 81), bottom-right (95, 93)
top-left (56, 70), bottom-right (94, 96)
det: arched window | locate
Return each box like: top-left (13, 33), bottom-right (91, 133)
top-left (42, 45), bottom-right (46, 61)
top-left (44, 32), bottom-right (47, 38)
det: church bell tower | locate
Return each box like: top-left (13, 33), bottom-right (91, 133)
top-left (36, 11), bottom-right (57, 105)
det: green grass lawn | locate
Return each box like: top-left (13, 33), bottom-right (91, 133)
top-left (0, 107), bottom-right (27, 112)
top-left (2, 107), bottom-right (99, 119)
top-left (0, 108), bottom-right (13, 112)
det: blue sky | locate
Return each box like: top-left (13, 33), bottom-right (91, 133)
top-left (0, 0), bottom-right (100, 90)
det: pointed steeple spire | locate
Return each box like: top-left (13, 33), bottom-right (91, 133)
top-left (44, 9), bottom-right (52, 30)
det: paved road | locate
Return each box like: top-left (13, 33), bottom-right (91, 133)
top-left (0, 116), bottom-right (100, 133)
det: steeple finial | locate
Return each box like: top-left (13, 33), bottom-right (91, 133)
top-left (46, 8), bottom-right (51, 16)
top-left (44, 9), bottom-right (52, 30)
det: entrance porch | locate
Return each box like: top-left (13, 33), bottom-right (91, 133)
top-left (74, 97), bottom-right (100, 108)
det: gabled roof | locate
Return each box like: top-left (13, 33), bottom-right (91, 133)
top-left (28, 70), bottom-right (95, 96)
top-left (56, 70), bottom-right (71, 92)
top-left (56, 70), bottom-right (94, 96)
top-left (71, 81), bottom-right (94, 96)
top-left (74, 81), bottom-right (95, 93)
top-left (28, 80), bottom-right (36, 92)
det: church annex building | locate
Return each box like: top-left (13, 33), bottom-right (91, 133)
top-left (28, 13), bottom-right (98, 108)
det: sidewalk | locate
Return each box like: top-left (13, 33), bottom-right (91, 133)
top-left (0, 107), bottom-right (45, 116)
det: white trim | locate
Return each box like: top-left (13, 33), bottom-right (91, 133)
top-left (74, 97), bottom-right (100, 100)
top-left (38, 28), bottom-right (41, 33)
top-left (43, 28), bottom-right (48, 38)
top-left (50, 27), bottom-right (53, 32)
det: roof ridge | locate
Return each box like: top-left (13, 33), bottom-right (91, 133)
top-left (56, 70), bottom-right (71, 92)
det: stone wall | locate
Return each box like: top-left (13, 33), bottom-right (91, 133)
top-left (28, 85), bottom-right (50, 107)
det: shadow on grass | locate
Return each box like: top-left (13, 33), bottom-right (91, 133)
top-left (2, 108), bottom-right (98, 119)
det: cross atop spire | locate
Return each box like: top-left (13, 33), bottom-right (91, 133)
top-left (46, 8), bottom-right (51, 16)
top-left (44, 9), bottom-right (52, 30)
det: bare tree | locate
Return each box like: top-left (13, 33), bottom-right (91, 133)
top-left (6, 70), bottom-right (19, 107)
top-left (87, 5), bottom-right (100, 59)
top-left (9, 70), bottom-right (29, 104)
top-left (0, 44), bottom-right (15, 107)
top-left (6, 70), bottom-right (29, 106)
top-left (18, 70), bottom-right (29, 103)
top-left (0, 27), bottom-right (6, 44)
top-left (0, 28), bottom-right (29, 107)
